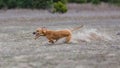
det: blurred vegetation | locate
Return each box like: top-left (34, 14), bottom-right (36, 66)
top-left (0, 0), bottom-right (51, 9)
top-left (0, 0), bottom-right (119, 13)
top-left (0, 0), bottom-right (68, 13)
top-left (53, 1), bottom-right (67, 13)
top-left (69, 0), bottom-right (120, 5)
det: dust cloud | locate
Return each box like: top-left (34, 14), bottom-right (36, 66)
top-left (72, 28), bottom-right (112, 43)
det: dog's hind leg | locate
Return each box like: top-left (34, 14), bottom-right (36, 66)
top-left (65, 35), bottom-right (71, 43)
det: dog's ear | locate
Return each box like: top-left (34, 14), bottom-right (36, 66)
top-left (42, 27), bottom-right (47, 34)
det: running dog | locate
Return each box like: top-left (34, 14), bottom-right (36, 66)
top-left (33, 25), bottom-right (84, 44)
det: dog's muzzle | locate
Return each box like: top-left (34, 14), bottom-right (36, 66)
top-left (33, 32), bottom-right (36, 35)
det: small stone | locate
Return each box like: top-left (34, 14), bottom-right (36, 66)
top-left (117, 32), bottom-right (120, 35)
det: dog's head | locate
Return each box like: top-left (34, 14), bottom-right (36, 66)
top-left (33, 27), bottom-right (47, 40)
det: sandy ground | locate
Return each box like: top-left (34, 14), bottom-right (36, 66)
top-left (0, 3), bottom-right (120, 68)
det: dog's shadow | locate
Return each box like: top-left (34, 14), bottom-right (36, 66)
top-left (41, 42), bottom-right (81, 46)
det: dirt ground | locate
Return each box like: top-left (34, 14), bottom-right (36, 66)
top-left (0, 3), bottom-right (120, 68)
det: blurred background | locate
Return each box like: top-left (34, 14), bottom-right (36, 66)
top-left (0, 0), bottom-right (120, 13)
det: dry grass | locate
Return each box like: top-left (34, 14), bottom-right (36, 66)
top-left (0, 3), bottom-right (120, 68)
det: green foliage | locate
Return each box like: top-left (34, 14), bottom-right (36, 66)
top-left (0, 0), bottom-right (52, 9)
top-left (0, 0), bottom-right (4, 9)
top-left (100, 0), bottom-right (120, 6)
top-left (53, 1), bottom-right (67, 13)
top-left (32, 0), bottom-right (51, 9)
top-left (46, 0), bottom-right (54, 8)
top-left (60, 0), bottom-right (68, 4)
top-left (53, 0), bottom-right (68, 4)
top-left (91, 0), bottom-right (101, 4)
top-left (68, 0), bottom-right (120, 5)
top-left (0, 0), bottom-right (68, 13)
top-left (69, 0), bottom-right (87, 3)
top-left (16, 0), bottom-right (33, 8)
top-left (0, 0), bottom-right (119, 10)
top-left (109, 0), bottom-right (120, 6)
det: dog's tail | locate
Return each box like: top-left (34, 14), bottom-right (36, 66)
top-left (71, 25), bottom-right (84, 32)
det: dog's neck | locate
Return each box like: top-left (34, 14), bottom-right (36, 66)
top-left (43, 30), bottom-right (54, 36)
top-left (42, 29), bottom-right (50, 36)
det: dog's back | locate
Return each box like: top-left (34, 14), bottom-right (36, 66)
top-left (46, 29), bottom-right (71, 39)
top-left (56, 29), bottom-right (71, 36)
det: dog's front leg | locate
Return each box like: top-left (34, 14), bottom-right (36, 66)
top-left (55, 39), bottom-right (58, 42)
top-left (48, 40), bottom-right (54, 44)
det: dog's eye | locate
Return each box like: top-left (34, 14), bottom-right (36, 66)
top-left (36, 30), bottom-right (39, 32)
